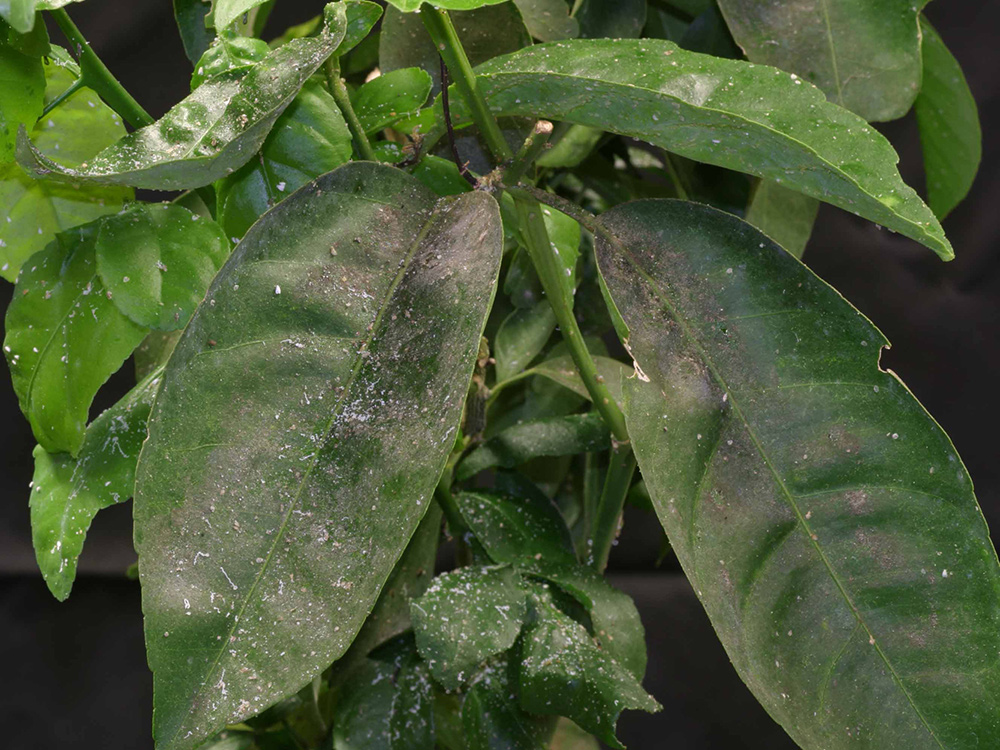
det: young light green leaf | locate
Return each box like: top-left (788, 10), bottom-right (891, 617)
top-left (0, 30), bottom-right (44, 163)
top-left (716, 0), bottom-right (926, 122)
top-left (190, 30), bottom-right (268, 89)
top-left (0, 52), bottom-right (131, 281)
top-left (384, 0), bottom-right (508, 12)
top-left (0, 0), bottom-right (85, 34)
top-left (30, 367), bottom-right (162, 601)
top-left (16, 3), bottom-right (352, 190)
top-left (173, 0), bottom-right (215, 65)
top-left (456, 413), bottom-right (610, 482)
top-left (432, 39), bottom-right (952, 258)
top-left (575, 0), bottom-right (646, 39)
top-left (94, 204), bottom-right (230, 331)
top-left (596, 199), bottom-right (1000, 749)
top-left (536, 124), bottom-right (603, 169)
top-left (463, 666), bottom-right (554, 750)
top-left (915, 19), bottom-right (981, 220)
top-left (512, 0), bottom-right (579, 42)
top-left (216, 80), bottom-right (353, 241)
top-left (494, 303), bottom-right (556, 382)
top-left (134, 162), bottom-right (502, 750)
top-left (549, 719), bottom-right (599, 750)
top-left (210, 0), bottom-right (269, 31)
top-left (4, 222), bottom-right (148, 455)
top-left (746, 179), bottom-right (819, 259)
top-left (517, 595), bottom-right (660, 749)
top-left (411, 565), bottom-right (528, 691)
top-left (351, 67), bottom-right (432, 134)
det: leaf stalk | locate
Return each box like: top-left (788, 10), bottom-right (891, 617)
top-left (590, 444), bottom-right (637, 571)
top-left (503, 120), bottom-right (554, 185)
top-left (324, 57), bottom-right (376, 162)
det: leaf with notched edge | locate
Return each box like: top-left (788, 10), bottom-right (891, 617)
top-left (134, 162), bottom-right (502, 750)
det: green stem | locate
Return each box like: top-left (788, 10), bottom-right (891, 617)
top-left (49, 9), bottom-right (153, 129)
top-left (503, 120), bottom-right (553, 185)
top-left (325, 58), bottom-right (376, 161)
top-left (590, 444), bottom-right (637, 571)
top-left (510, 190), bottom-right (630, 443)
top-left (421, 7), bottom-right (513, 165)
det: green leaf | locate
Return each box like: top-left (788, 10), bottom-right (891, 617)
top-left (489, 354), bottom-right (630, 409)
top-left (173, 0), bottom-right (215, 65)
top-left (915, 19), bottom-right (981, 220)
top-left (575, 0), bottom-right (646, 39)
top-left (379, 3), bottom-right (530, 95)
top-left (716, 0), bottom-right (927, 122)
top-left (463, 666), bottom-right (554, 750)
top-left (456, 413), bottom-right (610, 482)
top-left (16, 4), bottom-right (352, 190)
top-left (93, 204), bottom-right (229, 331)
top-left (494, 303), bottom-right (556, 382)
top-left (746, 179), bottom-right (819, 259)
top-left (30, 367), bottom-right (162, 601)
top-left (135, 330), bottom-right (181, 380)
top-left (134, 162), bottom-right (502, 750)
top-left (432, 38), bottom-right (952, 259)
top-left (0, 0), bottom-right (84, 34)
top-left (517, 593), bottom-right (660, 749)
top-left (0, 52), bottom-right (131, 281)
top-left (410, 154), bottom-right (472, 197)
top-left (411, 565), bottom-right (528, 691)
top-left (595, 199), bottom-right (1000, 749)
top-left (512, 0), bottom-right (579, 42)
top-left (549, 719), bottom-right (599, 750)
top-left (211, 0), bottom-right (269, 31)
top-left (0, 27), bottom-right (44, 163)
top-left (535, 124), bottom-right (603, 169)
top-left (215, 79), bottom-right (353, 240)
top-left (385, 0), bottom-right (509, 12)
top-left (351, 67), bottom-right (432, 134)
top-left (190, 30), bottom-right (268, 89)
top-left (4, 222), bottom-right (148, 454)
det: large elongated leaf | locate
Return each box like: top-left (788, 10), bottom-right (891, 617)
top-left (0, 50), bottom-right (131, 281)
top-left (915, 19), bottom-right (981, 220)
top-left (716, 0), bottom-right (926, 122)
top-left (134, 162), bottom-right (502, 750)
top-left (595, 199), bottom-right (1000, 749)
top-left (431, 39), bottom-right (951, 259)
top-left (15, 3), bottom-right (351, 190)
top-left (31, 367), bottom-right (162, 601)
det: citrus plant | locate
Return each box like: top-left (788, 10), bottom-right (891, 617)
top-left (1, 0), bottom-right (993, 748)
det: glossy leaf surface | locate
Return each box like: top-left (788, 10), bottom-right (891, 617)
top-left (411, 565), bottom-right (527, 691)
top-left (190, 31), bottom-right (268, 89)
top-left (596, 199), bottom-right (1000, 749)
top-left (351, 67), bottom-right (432, 134)
top-left (211, 0), bottom-right (270, 31)
top-left (518, 595), bottom-right (659, 749)
top-left (31, 367), bottom-right (161, 600)
top-left (95, 204), bottom-right (230, 330)
top-left (716, 0), bottom-right (926, 122)
top-left (436, 39), bottom-right (951, 258)
top-left (17, 4), bottom-right (351, 190)
top-left (134, 163), bottom-right (502, 749)
top-left (0, 53), bottom-right (131, 281)
top-left (0, 29), bottom-right (44, 163)
top-left (746, 179), bottom-right (819, 259)
top-left (512, 0), bottom-right (579, 42)
top-left (5, 222), bottom-right (148, 454)
top-left (915, 19), bottom-right (982, 220)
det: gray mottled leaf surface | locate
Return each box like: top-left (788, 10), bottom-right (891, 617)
top-left (134, 162), bottom-right (502, 749)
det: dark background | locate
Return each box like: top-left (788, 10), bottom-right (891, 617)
top-left (2, 1), bottom-right (999, 748)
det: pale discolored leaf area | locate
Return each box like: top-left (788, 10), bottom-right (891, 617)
top-left (716, 0), bottom-right (927, 122)
top-left (134, 162), bottom-right (502, 750)
top-left (31, 367), bottom-right (163, 601)
top-left (430, 39), bottom-right (951, 258)
top-left (596, 199), bottom-right (1000, 749)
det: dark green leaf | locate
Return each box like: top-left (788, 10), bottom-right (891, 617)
top-left (410, 154), bottom-right (472, 197)
top-left (463, 666), bottom-right (553, 750)
top-left (16, 4), bottom-right (352, 190)
top-left (432, 38), bottom-right (952, 258)
top-left (0, 26), bottom-right (44, 163)
top-left (411, 565), bottom-right (527, 691)
top-left (173, 0), bottom-right (215, 65)
top-left (215, 79), bottom-right (353, 240)
top-left (5, 222), bottom-right (148, 454)
top-left (716, 0), bottom-right (927, 122)
top-left (494, 303), bottom-right (556, 383)
top-left (457, 413), bottom-right (610, 482)
top-left (746, 179), bottom-right (819, 259)
top-left (351, 67), bottom-right (432, 134)
top-left (512, 0), bottom-right (579, 42)
top-left (517, 594), bottom-right (659, 749)
top-left (379, 4), bottom-right (529, 95)
top-left (30, 367), bottom-right (161, 601)
top-left (190, 30), bottom-right (268, 89)
top-left (575, 0), bottom-right (646, 39)
top-left (0, 51), bottom-right (131, 281)
top-left (94, 204), bottom-right (230, 330)
top-left (489, 354), bottom-right (629, 409)
top-left (134, 162), bottom-right (502, 750)
top-left (596, 199), bottom-right (1000, 749)
top-left (915, 19), bottom-right (981, 220)
top-left (679, 4), bottom-right (740, 59)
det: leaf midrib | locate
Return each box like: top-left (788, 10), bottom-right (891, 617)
top-left (161, 196), bottom-right (445, 747)
top-left (600, 223), bottom-right (947, 749)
